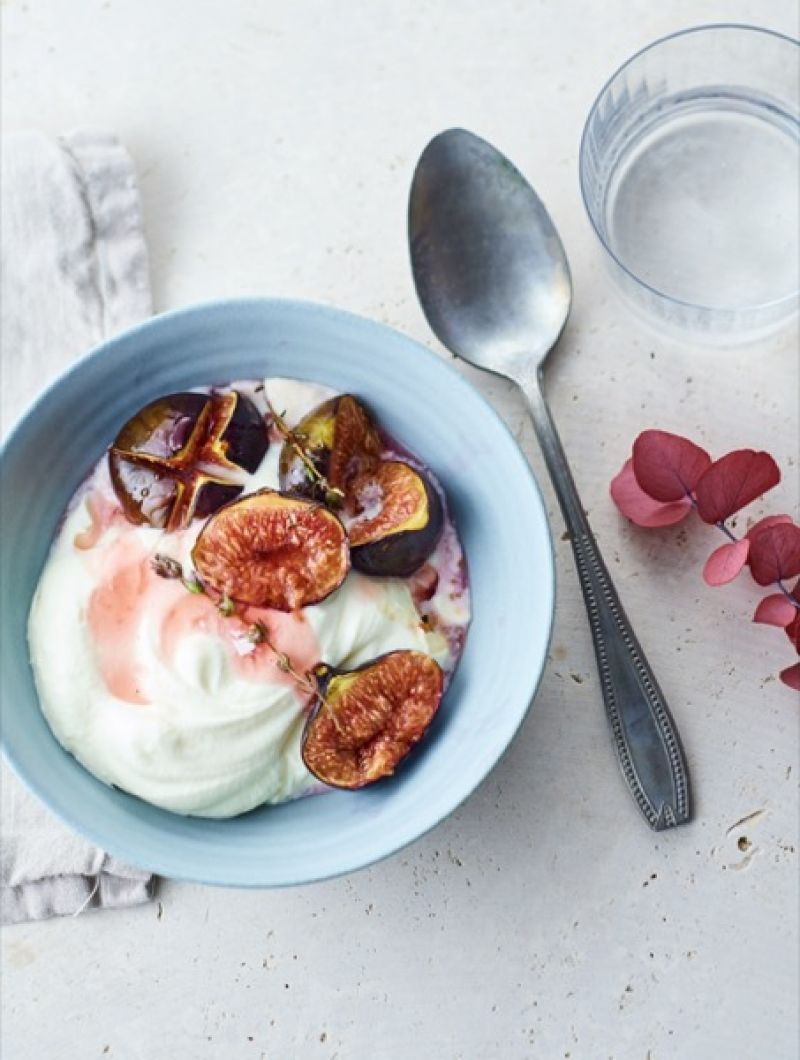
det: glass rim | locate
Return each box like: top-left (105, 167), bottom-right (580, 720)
top-left (578, 22), bottom-right (800, 317)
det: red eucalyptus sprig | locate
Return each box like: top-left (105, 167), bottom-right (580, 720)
top-left (609, 430), bottom-right (800, 691)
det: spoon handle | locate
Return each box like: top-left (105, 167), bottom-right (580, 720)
top-left (521, 373), bottom-right (691, 831)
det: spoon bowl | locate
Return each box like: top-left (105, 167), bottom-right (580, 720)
top-left (409, 128), bottom-right (572, 377)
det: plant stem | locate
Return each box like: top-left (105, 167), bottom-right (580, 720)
top-left (709, 513), bottom-right (800, 610)
top-left (264, 396), bottom-right (344, 507)
top-left (248, 622), bottom-right (315, 693)
top-left (246, 621), bottom-right (340, 724)
top-left (776, 581), bottom-right (800, 610)
top-left (717, 520), bottom-right (738, 544)
top-left (663, 483), bottom-right (797, 684)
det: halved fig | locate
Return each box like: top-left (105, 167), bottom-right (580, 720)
top-left (278, 394), bottom-right (382, 499)
top-left (191, 489), bottom-right (349, 610)
top-left (345, 460), bottom-right (444, 577)
top-left (109, 390), bottom-right (268, 530)
top-left (302, 650), bottom-right (444, 788)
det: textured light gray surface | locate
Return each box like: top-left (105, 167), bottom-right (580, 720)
top-left (1, 2), bottom-right (798, 1058)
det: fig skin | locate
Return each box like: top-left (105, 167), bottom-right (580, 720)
top-left (278, 394), bottom-right (382, 500)
top-left (302, 650), bottom-right (445, 789)
top-left (346, 461), bottom-right (444, 578)
top-left (191, 489), bottom-right (350, 611)
top-left (109, 390), bottom-right (268, 530)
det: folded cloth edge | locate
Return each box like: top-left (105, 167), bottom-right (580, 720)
top-left (1, 860), bottom-right (155, 925)
top-left (1, 128), bottom-right (155, 923)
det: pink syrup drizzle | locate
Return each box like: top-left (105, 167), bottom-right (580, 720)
top-left (73, 490), bottom-right (123, 550)
top-left (160, 595), bottom-right (320, 696)
top-left (86, 540), bottom-right (152, 705)
top-left (87, 528), bottom-right (322, 706)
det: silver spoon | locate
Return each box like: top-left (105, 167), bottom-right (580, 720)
top-left (409, 128), bottom-right (690, 831)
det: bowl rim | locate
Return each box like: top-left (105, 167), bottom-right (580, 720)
top-left (0, 296), bottom-right (556, 887)
top-left (578, 22), bottom-right (800, 317)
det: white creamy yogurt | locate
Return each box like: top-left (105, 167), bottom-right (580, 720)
top-left (28, 378), bottom-right (469, 818)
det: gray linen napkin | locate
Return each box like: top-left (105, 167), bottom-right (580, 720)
top-left (1, 130), bottom-right (155, 922)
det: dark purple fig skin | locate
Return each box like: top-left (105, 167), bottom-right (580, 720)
top-left (277, 396), bottom-right (337, 501)
top-left (217, 390), bottom-right (270, 473)
top-left (111, 391), bottom-right (207, 456)
top-left (193, 481), bottom-right (243, 519)
top-left (108, 458), bottom-right (179, 528)
top-left (350, 466), bottom-right (444, 578)
top-left (192, 391), bottom-right (268, 517)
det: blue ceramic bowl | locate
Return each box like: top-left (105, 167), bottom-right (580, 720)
top-left (0, 299), bottom-right (554, 886)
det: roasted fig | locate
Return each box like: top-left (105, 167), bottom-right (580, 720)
top-left (278, 394), bottom-right (382, 499)
top-left (302, 650), bottom-right (444, 788)
top-left (191, 489), bottom-right (349, 611)
top-left (345, 460), bottom-right (443, 577)
top-left (109, 390), bottom-right (268, 530)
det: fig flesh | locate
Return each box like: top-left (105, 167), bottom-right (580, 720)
top-left (346, 460), bottom-right (444, 577)
top-left (109, 390), bottom-right (268, 530)
top-left (191, 489), bottom-right (349, 611)
top-left (302, 650), bottom-right (444, 788)
top-left (278, 394), bottom-right (382, 500)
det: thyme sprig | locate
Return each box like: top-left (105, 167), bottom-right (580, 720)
top-left (246, 621), bottom-right (313, 691)
top-left (151, 554), bottom-right (182, 579)
top-left (265, 397), bottom-right (345, 509)
top-left (246, 621), bottom-right (341, 730)
top-left (151, 554), bottom-right (206, 595)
